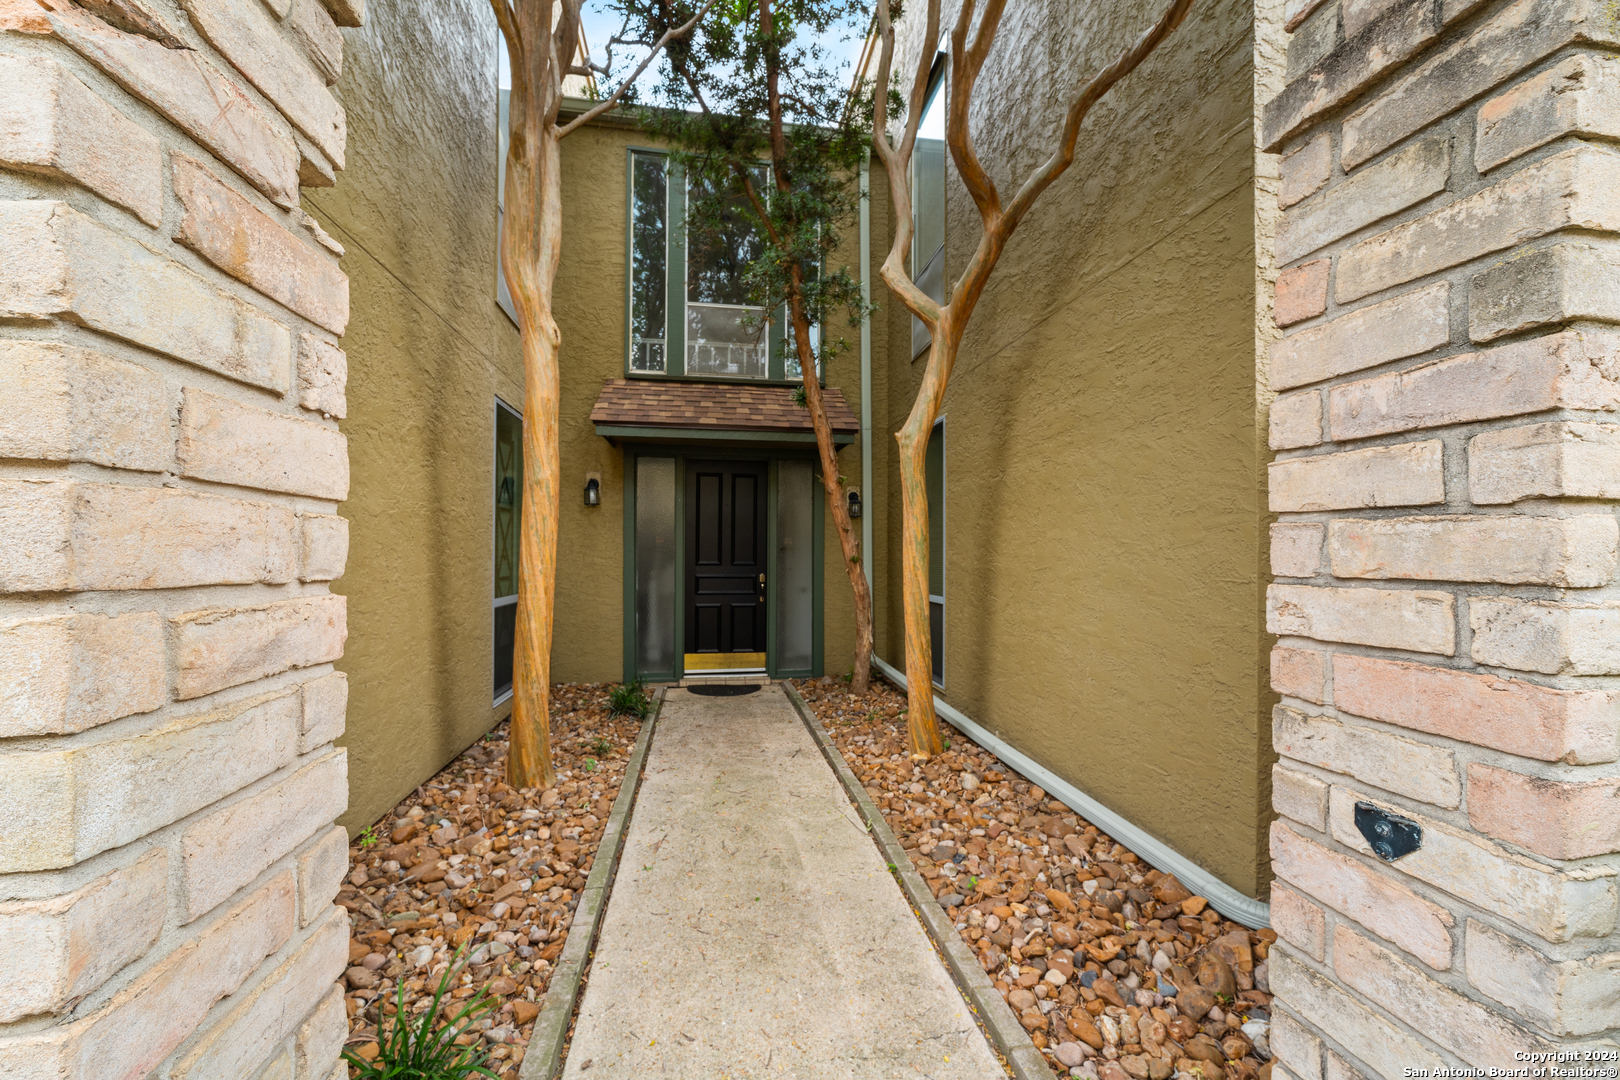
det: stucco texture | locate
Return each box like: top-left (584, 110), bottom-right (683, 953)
top-left (309, 0), bottom-right (526, 834)
top-left (872, 0), bottom-right (1274, 896)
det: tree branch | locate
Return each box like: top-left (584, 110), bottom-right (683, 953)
top-left (557, 0), bottom-right (720, 138)
top-left (945, 0), bottom-right (1005, 225)
top-left (870, 0), bottom-right (943, 326)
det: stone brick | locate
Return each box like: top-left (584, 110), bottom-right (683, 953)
top-left (0, 870), bottom-right (294, 1080)
top-left (314, 0), bottom-right (361, 27)
top-left (287, 0), bottom-right (342, 84)
top-left (1268, 441), bottom-right (1443, 512)
top-left (1339, 0), bottom-right (1620, 170)
top-left (1470, 421), bottom-right (1620, 504)
top-left (1272, 522), bottom-right (1326, 577)
top-left (0, 201), bottom-right (291, 391)
top-left (16, 1), bottom-right (300, 206)
top-left (180, 749), bottom-right (347, 920)
top-left (1328, 786), bottom-right (1617, 943)
top-left (299, 669), bottom-right (347, 753)
top-left (0, 691), bottom-right (298, 872)
top-left (1342, 0), bottom-right (1401, 37)
top-left (1275, 259), bottom-right (1331, 327)
top-left (1276, 705), bottom-right (1460, 807)
top-left (0, 849), bottom-right (165, 1022)
top-left (1273, 763), bottom-right (1331, 830)
top-left (1275, 137), bottom-right (1449, 265)
top-left (173, 156), bottom-right (349, 334)
top-left (1280, 133), bottom-right (1333, 210)
top-left (1285, 0), bottom-right (1329, 30)
top-left (1329, 329), bottom-right (1620, 441)
top-left (0, 54), bottom-right (161, 225)
top-left (0, 341), bottom-right (170, 472)
top-left (1271, 822), bottom-right (1455, 969)
top-left (1470, 596), bottom-right (1620, 675)
top-left (299, 513), bottom-right (348, 581)
top-left (1332, 926), bottom-right (1553, 1063)
top-left (0, 480), bottom-right (298, 593)
top-left (178, 388), bottom-right (349, 500)
top-left (1467, 761), bottom-right (1620, 859)
top-left (1324, 1052), bottom-right (1375, 1080)
top-left (171, 905), bottom-right (347, 1079)
top-left (173, 594), bottom-right (347, 700)
top-left (296, 824), bottom-right (347, 927)
top-left (1261, 0), bottom-right (1439, 149)
top-left (1272, 646), bottom-right (1328, 703)
top-left (1271, 884), bottom-right (1328, 962)
top-left (1465, 918), bottom-right (1620, 1037)
top-left (257, 1050), bottom-right (293, 1080)
top-left (1270, 391), bottom-right (1323, 449)
top-left (1286, 2), bottom-right (1341, 81)
top-left (176, 0), bottom-right (346, 166)
top-left (296, 984), bottom-right (347, 1079)
top-left (1470, 240), bottom-right (1620, 343)
top-left (297, 333), bottom-right (347, 417)
top-left (1267, 583), bottom-right (1454, 654)
top-left (1327, 514), bottom-right (1618, 587)
top-left (1270, 282), bottom-right (1449, 391)
top-left (1271, 1007), bottom-right (1323, 1080)
top-left (1477, 53), bottom-right (1620, 174)
top-left (1333, 652), bottom-right (1620, 763)
top-left (1335, 146), bottom-right (1620, 303)
top-left (1268, 951), bottom-right (1435, 1075)
top-left (0, 612), bottom-right (164, 737)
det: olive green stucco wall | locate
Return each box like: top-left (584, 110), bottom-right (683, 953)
top-left (872, 0), bottom-right (1275, 897)
top-left (311, 0), bottom-right (525, 834)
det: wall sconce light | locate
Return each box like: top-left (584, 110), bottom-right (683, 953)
top-left (584, 477), bottom-right (600, 507)
top-left (847, 489), bottom-right (862, 519)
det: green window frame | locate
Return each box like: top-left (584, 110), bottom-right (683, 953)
top-left (626, 149), bottom-right (828, 385)
top-left (926, 417), bottom-right (945, 687)
top-left (493, 397), bottom-right (522, 704)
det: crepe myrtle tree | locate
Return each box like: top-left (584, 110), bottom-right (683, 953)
top-left (872, 0), bottom-right (1196, 756)
top-left (491, 0), bottom-right (716, 789)
top-left (625, 0), bottom-right (878, 692)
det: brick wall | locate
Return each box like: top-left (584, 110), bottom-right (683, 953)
top-left (1263, 0), bottom-right (1620, 1067)
top-left (0, 0), bottom-right (358, 1073)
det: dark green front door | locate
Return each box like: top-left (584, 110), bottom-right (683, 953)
top-left (684, 459), bottom-right (768, 670)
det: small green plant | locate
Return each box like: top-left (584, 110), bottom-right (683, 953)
top-left (608, 681), bottom-right (652, 719)
top-left (583, 758), bottom-right (599, 773)
top-left (344, 944), bottom-right (499, 1079)
top-left (791, 385), bottom-right (808, 408)
top-left (358, 825), bottom-right (381, 849)
top-left (590, 736), bottom-right (614, 755)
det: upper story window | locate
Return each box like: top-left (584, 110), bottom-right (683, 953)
top-left (911, 64), bottom-right (946, 358)
top-left (628, 151), bottom-right (813, 382)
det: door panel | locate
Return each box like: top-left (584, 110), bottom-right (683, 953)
top-left (685, 459), bottom-right (768, 669)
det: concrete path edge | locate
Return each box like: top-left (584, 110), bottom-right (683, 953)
top-left (520, 687), bottom-right (665, 1080)
top-left (783, 682), bottom-right (1059, 1080)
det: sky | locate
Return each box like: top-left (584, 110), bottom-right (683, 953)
top-left (492, 2), bottom-right (871, 102)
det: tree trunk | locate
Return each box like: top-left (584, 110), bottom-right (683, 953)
top-left (787, 295), bottom-right (873, 694)
top-left (894, 323), bottom-right (953, 758)
top-left (503, 122), bottom-right (563, 791)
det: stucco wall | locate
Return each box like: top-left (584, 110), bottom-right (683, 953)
top-left (308, 0), bottom-right (525, 833)
top-left (873, 0), bottom-right (1272, 896)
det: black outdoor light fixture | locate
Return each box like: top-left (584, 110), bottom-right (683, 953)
top-left (847, 489), bottom-right (862, 519)
top-left (584, 477), bottom-right (600, 507)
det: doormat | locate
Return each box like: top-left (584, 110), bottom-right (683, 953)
top-left (686, 684), bottom-right (763, 697)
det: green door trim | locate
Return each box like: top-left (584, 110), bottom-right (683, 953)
top-left (622, 443), bottom-right (824, 684)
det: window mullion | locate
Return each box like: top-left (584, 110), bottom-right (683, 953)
top-left (667, 160), bottom-right (686, 378)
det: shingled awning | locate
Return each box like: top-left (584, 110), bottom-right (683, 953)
top-left (589, 379), bottom-right (859, 445)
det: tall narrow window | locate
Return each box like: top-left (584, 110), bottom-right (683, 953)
top-left (686, 167), bottom-right (770, 378)
top-left (776, 459), bottom-right (816, 672)
top-left (635, 456), bottom-right (677, 677)
top-left (493, 400), bottom-right (522, 702)
top-left (630, 152), bottom-right (668, 372)
top-left (496, 45), bottom-right (519, 327)
top-left (911, 67), bottom-right (946, 358)
top-left (926, 419), bottom-right (945, 686)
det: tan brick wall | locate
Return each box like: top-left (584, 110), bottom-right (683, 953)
top-left (1263, 0), bottom-right (1620, 1061)
top-left (0, 0), bottom-right (357, 1072)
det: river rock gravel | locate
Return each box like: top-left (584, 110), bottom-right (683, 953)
top-left (792, 676), bottom-right (1279, 1080)
top-left (338, 684), bottom-right (643, 1077)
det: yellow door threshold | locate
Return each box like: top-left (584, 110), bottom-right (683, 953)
top-left (683, 652), bottom-right (767, 672)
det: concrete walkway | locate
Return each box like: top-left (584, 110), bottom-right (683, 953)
top-left (560, 684), bottom-right (1002, 1079)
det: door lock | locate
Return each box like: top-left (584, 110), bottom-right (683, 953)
top-left (757, 573), bottom-right (766, 599)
